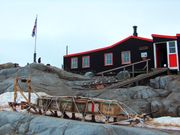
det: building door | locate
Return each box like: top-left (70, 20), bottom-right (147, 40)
top-left (154, 41), bottom-right (179, 71)
top-left (167, 41), bottom-right (179, 70)
top-left (154, 42), bottom-right (168, 68)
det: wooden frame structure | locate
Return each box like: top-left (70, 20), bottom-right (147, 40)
top-left (13, 77), bottom-right (32, 103)
top-left (8, 78), bottom-right (152, 125)
top-left (8, 77), bottom-right (34, 111)
top-left (36, 96), bottom-right (137, 123)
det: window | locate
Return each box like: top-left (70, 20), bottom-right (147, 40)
top-left (169, 41), bottom-right (176, 53)
top-left (121, 51), bottom-right (131, 64)
top-left (71, 57), bottom-right (78, 69)
top-left (82, 56), bottom-right (90, 68)
top-left (104, 53), bottom-right (113, 66)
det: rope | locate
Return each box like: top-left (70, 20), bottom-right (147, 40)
top-left (43, 97), bottom-right (53, 114)
top-left (115, 102), bottom-right (129, 116)
top-left (118, 101), bottom-right (138, 115)
top-left (55, 97), bottom-right (61, 112)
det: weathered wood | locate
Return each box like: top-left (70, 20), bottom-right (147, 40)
top-left (97, 59), bottom-right (151, 76)
top-left (106, 68), bottom-right (168, 89)
top-left (13, 77), bottom-right (32, 103)
top-left (36, 96), bottom-right (131, 119)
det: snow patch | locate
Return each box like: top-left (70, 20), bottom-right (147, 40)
top-left (0, 92), bottom-right (48, 108)
top-left (141, 116), bottom-right (180, 131)
top-left (152, 116), bottom-right (180, 127)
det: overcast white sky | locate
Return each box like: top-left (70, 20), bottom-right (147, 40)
top-left (0, 0), bottom-right (180, 67)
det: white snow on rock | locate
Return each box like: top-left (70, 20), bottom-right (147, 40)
top-left (0, 92), bottom-right (48, 107)
top-left (142, 116), bottom-right (180, 131)
top-left (152, 116), bottom-right (180, 127)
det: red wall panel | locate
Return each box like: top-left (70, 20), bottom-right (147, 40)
top-left (169, 54), bottom-right (177, 67)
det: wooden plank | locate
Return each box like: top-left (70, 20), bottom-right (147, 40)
top-left (106, 68), bottom-right (168, 89)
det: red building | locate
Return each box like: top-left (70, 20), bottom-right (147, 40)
top-left (63, 27), bottom-right (180, 74)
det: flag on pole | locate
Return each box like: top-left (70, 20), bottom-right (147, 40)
top-left (32, 17), bottom-right (37, 37)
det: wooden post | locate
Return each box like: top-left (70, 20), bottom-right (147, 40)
top-left (91, 114), bottom-right (95, 122)
top-left (28, 79), bottom-right (31, 104)
top-left (72, 99), bottom-right (76, 119)
top-left (14, 78), bottom-right (18, 103)
top-left (146, 60), bottom-right (149, 74)
top-left (132, 64), bottom-right (134, 77)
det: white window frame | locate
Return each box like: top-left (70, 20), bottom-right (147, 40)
top-left (82, 56), bottom-right (90, 68)
top-left (121, 51), bottom-right (131, 64)
top-left (71, 57), bottom-right (78, 69)
top-left (104, 53), bottom-right (113, 66)
top-left (168, 41), bottom-right (176, 54)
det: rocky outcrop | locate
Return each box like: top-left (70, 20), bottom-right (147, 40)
top-left (27, 63), bottom-right (89, 81)
top-left (0, 111), bottom-right (170, 135)
top-left (149, 76), bottom-right (180, 117)
top-left (79, 75), bottom-right (180, 117)
top-left (0, 63), bottom-right (90, 96)
top-left (151, 92), bottom-right (180, 117)
top-left (150, 75), bottom-right (180, 91)
top-left (92, 86), bottom-right (160, 114)
top-left (0, 62), bottom-right (19, 70)
top-left (0, 63), bottom-right (180, 117)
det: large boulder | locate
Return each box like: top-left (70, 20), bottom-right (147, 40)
top-left (131, 86), bottom-right (159, 99)
top-left (162, 92), bottom-right (180, 116)
top-left (98, 86), bottom-right (159, 100)
top-left (153, 89), bottom-right (171, 97)
top-left (150, 100), bottom-right (164, 117)
top-left (150, 92), bottom-right (180, 117)
top-left (84, 72), bottom-right (95, 78)
top-left (149, 75), bottom-right (178, 90)
top-left (0, 111), bottom-right (170, 135)
top-left (148, 75), bottom-right (180, 117)
top-left (116, 70), bottom-right (130, 81)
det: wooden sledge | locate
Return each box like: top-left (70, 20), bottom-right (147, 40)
top-left (8, 77), bottom-right (149, 125)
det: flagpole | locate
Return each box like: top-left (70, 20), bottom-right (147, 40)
top-left (33, 15), bottom-right (38, 63)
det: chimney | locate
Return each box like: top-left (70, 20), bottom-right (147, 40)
top-left (133, 26), bottom-right (138, 36)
